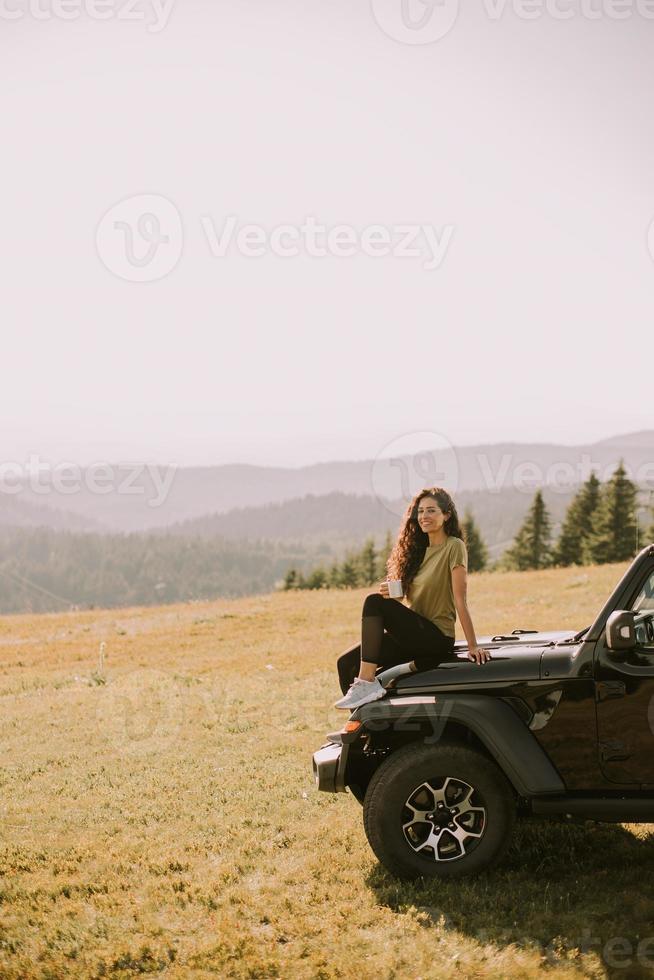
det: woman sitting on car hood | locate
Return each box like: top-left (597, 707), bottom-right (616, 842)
top-left (335, 486), bottom-right (490, 711)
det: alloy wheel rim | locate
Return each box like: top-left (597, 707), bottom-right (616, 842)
top-left (402, 776), bottom-right (487, 861)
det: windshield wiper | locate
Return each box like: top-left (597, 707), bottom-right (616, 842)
top-left (555, 626), bottom-right (590, 645)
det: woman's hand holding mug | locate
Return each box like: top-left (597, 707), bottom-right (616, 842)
top-left (380, 579), bottom-right (404, 599)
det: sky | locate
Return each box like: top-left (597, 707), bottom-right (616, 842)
top-left (1, 0), bottom-right (653, 469)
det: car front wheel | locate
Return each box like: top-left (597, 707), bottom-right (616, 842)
top-left (363, 742), bottom-right (516, 879)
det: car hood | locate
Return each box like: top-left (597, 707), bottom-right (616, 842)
top-left (391, 628), bottom-right (578, 691)
top-left (461, 628), bottom-right (578, 649)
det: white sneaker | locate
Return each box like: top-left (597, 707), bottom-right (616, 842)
top-left (333, 677), bottom-right (386, 710)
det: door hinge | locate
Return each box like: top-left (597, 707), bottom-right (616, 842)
top-left (595, 680), bottom-right (626, 702)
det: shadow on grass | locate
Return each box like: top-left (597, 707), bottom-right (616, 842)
top-left (366, 818), bottom-right (654, 978)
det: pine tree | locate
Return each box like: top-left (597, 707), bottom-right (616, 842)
top-left (461, 508), bottom-right (488, 572)
top-left (339, 556), bottom-right (359, 588)
top-left (283, 568), bottom-right (300, 590)
top-left (377, 529), bottom-right (393, 580)
top-left (358, 537), bottom-right (378, 586)
top-left (584, 460), bottom-right (638, 564)
top-left (503, 490), bottom-right (553, 571)
top-left (552, 471), bottom-right (601, 567)
top-left (306, 566), bottom-right (328, 589)
top-left (327, 562), bottom-right (342, 588)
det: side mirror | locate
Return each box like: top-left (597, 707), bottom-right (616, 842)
top-left (605, 610), bottom-right (636, 651)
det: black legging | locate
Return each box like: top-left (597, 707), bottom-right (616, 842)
top-left (336, 592), bottom-right (458, 695)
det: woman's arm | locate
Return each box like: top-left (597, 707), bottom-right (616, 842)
top-left (451, 565), bottom-right (490, 665)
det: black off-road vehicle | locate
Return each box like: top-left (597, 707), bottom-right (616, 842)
top-left (312, 544), bottom-right (654, 879)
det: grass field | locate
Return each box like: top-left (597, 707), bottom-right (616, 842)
top-left (2, 560), bottom-right (654, 979)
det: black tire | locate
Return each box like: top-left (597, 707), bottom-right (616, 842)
top-left (363, 741), bottom-right (516, 880)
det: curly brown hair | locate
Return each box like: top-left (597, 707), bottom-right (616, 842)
top-left (386, 487), bottom-right (464, 593)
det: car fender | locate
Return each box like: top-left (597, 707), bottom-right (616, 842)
top-left (353, 694), bottom-right (565, 798)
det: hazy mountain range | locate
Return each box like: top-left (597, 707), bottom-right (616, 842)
top-left (155, 487), bottom-right (576, 557)
top-left (9, 430), bottom-right (654, 537)
top-left (0, 494), bottom-right (105, 532)
top-left (0, 431), bottom-right (651, 613)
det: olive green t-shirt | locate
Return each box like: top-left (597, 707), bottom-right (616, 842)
top-left (405, 536), bottom-right (468, 638)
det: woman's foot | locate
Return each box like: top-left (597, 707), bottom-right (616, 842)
top-left (333, 677), bottom-right (385, 710)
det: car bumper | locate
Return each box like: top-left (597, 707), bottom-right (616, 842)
top-left (312, 740), bottom-right (349, 793)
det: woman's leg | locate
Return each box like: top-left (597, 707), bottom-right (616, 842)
top-left (358, 591), bottom-right (456, 680)
top-left (412, 632), bottom-right (456, 672)
top-left (337, 632), bottom-right (411, 694)
top-left (337, 644), bottom-right (360, 695)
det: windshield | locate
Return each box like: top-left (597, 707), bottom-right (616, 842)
top-left (632, 570), bottom-right (654, 614)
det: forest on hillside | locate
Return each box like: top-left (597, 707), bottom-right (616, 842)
top-left (0, 527), bottom-right (327, 614)
top-left (0, 463), bottom-right (652, 614)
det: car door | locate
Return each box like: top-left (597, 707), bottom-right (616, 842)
top-left (595, 566), bottom-right (654, 786)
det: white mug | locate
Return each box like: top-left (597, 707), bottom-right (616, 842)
top-left (387, 579), bottom-right (404, 599)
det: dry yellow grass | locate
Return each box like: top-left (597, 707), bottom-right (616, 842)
top-left (1, 561), bottom-right (653, 978)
